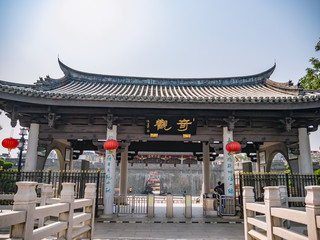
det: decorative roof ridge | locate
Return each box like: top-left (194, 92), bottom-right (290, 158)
top-left (0, 79), bottom-right (36, 89)
top-left (304, 89), bottom-right (320, 94)
top-left (34, 75), bottom-right (69, 91)
top-left (58, 59), bottom-right (276, 87)
top-left (265, 79), bottom-right (299, 96)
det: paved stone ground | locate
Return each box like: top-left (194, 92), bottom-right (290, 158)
top-left (94, 222), bottom-right (244, 240)
top-left (0, 203), bottom-right (245, 239)
top-left (94, 202), bottom-right (244, 239)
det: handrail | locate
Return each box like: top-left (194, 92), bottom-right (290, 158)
top-left (34, 203), bottom-right (69, 219)
top-left (0, 181), bottom-right (96, 240)
top-left (242, 186), bottom-right (320, 240)
top-left (0, 211), bottom-right (26, 228)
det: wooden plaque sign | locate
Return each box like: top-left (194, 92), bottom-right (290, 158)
top-left (145, 117), bottom-right (197, 135)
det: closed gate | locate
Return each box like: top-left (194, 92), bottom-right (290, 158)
top-left (218, 195), bottom-right (236, 216)
top-left (114, 195), bottom-right (147, 215)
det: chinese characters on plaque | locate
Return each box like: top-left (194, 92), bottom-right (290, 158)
top-left (145, 117), bottom-right (197, 135)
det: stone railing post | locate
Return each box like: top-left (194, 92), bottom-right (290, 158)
top-left (84, 183), bottom-right (96, 239)
top-left (264, 186), bottom-right (282, 240)
top-left (147, 194), bottom-right (154, 218)
top-left (305, 186), bottom-right (320, 240)
top-left (242, 186), bottom-right (255, 240)
top-left (58, 183), bottom-right (75, 240)
top-left (166, 194), bottom-right (173, 218)
top-left (279, 185), bottom-right (288, 207)
top-left (38, 183), bottom-right (53, 227)
top-left (10, 181), bottom-right (38, 240)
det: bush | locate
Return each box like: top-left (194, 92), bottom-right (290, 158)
top-left (0, 158), bottom-right (4, 167)
top-left (3, 162), bottom-right (13, 170)
top-left (315, 169), bottom-right (320, 184)
top-left (0, 171), bottom-right (16, 193)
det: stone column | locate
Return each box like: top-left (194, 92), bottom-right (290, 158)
top-left (298, 127), bottom-right (312, 173)
top-left (223, 126), bottom-right (234, 196)
top-left (10, 181), bottom-right (37, 239)
top-left (119, 146), bottom-right (128, 196)
top-left (103, 125), bottom-right (117, 216)
top-left (202, 142), bottom-right (210, 194)
top-left (38, 183), bottom-right (53, 227)
top-left (305, 186), bottom-right (320, 239)
top-left (264, 186), bottom-right (282, 239)
top-left (25, 123), bottom-right (40, 170)
top-left (84, 183), bottom-right (96, 239)
top-left (242, 186), bottom-right (255, 240)
top-left (58, 183), bottom-right (75, 239)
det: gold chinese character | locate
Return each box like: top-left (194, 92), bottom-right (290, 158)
top-left (154, 119), bottom-right (172, 131)
top-left (177, 119), bottom-right (193, 131)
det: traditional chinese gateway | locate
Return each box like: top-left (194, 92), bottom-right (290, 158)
top-left (1, 59), bottom-right (320, 214)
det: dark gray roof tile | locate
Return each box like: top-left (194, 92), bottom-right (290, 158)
top-left (1, 60), bottom-right (320, 105)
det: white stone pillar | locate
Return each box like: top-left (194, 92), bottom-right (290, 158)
top-left (25, 123), bottom-right (40, 170)
top-left (305, 186), bottom-right (320, 239)
top-left (84, 183), bottom-right (96, 239)
top-left (264, 187), bottom-right (282, 239)
top-left (223, 127), bottom-right (235, 196)
top-left (298, 127), bottom-right (312, 173)
top-left (103, 125), bottom-right (117, 215)
top-left (119, 146), bottom-right (128, 196)
top-left (242, 186), bottom-right (255, 240)
top-left (38, 183), bottom-right (53, 227)
top-left (202, 142), bottom-right (210, 194)
top-left (58, 183), bottom-right (75, 240)
top-left (10, 181), bottom-right (37, 239)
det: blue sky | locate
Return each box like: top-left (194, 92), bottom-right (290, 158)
top-left (0, 0), bottom-right (320, 155)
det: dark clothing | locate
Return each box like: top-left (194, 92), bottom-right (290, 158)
top-left (214, 183), bottom-right (224, 195)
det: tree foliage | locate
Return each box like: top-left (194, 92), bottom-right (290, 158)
top-left (3, 162), bottom-right (13, 170)
top-left (315, 169), bottom-right (320, 185)
top-left (299, 38), bottom-right (320, 90)
top-left (0, 159), bottom-right (14, 170)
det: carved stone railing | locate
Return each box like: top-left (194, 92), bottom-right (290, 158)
top-left (0, 181), bottom-right (96, 240)
top-left (243, 185), bottom-right (320, 240)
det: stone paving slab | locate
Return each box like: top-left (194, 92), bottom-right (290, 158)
top-left (94, 221), bottom-right (245, 240)
top-left (0, 221), bottom-right (245, 239)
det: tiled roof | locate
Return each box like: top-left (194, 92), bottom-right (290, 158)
top-left (0, 60), bottom-right (319, 104)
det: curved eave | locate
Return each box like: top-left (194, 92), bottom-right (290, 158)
top-left (1, 91), bottom-right (319, 111)
top-left (58, 59), bottom-right (276, 87)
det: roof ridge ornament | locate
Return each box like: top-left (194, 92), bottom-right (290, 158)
top-left (57, 58), bottom-right (276, 87)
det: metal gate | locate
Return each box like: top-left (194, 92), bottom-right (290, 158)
top-left (218, 195), bottom-right (236, 216)
top-left (114, 194), bottom-right (147, 215)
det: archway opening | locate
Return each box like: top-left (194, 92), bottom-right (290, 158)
top-left (43, 149), bottom-right (61, 171)
top-left (270, 153), bottom-right (290, 173)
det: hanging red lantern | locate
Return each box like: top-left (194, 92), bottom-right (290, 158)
top-left (2, 137), bottom-right (19, 151)
top-left (103, 139), bottom-right (119, 153)
top-left (226, 141), bottom-right (241, 153)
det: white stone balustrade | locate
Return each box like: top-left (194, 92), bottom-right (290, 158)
top-left (38, 183), bottom-right (53, 227)
top-left (243, 185), bottom-right (320, 240)
top-left (0, 181), bottom-right (96, 240)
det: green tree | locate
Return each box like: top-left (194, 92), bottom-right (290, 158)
top-left (299, 38), bottom-right (320, 90)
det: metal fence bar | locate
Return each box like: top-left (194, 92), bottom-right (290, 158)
top-left (235, 172), bottom-right (319, 204)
